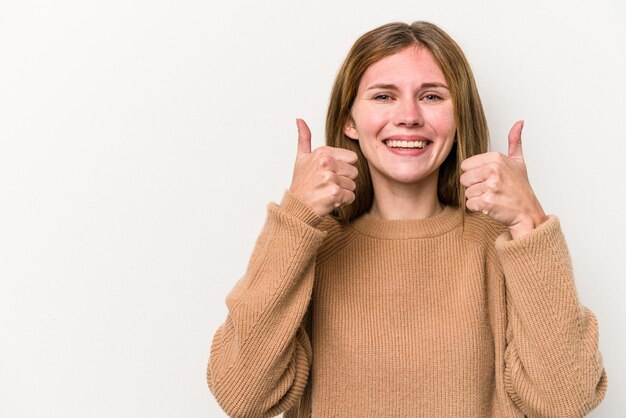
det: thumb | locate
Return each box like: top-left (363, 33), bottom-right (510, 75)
top-left (296, 118), bottom-right (312, 156)
top-left (507, 120), bottom-right (525, 160)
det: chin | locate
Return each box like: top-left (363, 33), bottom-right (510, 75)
top-left (391, 176), bottom-right (428, 185)
top-left (388, 172), bottom-right (433, 185)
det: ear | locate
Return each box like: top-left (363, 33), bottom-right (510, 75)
top-left (343, 117), bottom-right (359, 140)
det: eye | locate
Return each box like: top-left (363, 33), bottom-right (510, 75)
top-left (422, 93), bottom-right (443, 102)
top-left (373, 94), bottom-right (392, 101)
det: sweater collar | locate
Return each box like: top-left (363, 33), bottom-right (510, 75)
top-left (350, 205), bottom-right (461, 239)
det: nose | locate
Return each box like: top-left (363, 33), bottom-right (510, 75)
top-left (395, 99), bottom-right (424, 127)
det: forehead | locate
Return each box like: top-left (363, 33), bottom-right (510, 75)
top-left (359, 46), bottom-right (446, 89)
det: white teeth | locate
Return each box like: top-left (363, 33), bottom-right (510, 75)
top-left (386, 140), bottom-right (428, 149)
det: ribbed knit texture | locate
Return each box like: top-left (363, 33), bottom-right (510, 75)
top-left (207, 191), bottom-right (607, 418)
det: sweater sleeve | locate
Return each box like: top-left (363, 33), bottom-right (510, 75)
top-left (495, 216), bottom-right (607, 417)
top-left (206, 191), bottom-right (327, 418)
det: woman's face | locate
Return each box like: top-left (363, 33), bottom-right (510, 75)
top-left (344, 45), bottom-right (456, 190)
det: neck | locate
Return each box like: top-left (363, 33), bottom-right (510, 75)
top-left (369, 171), bottom-right (443, 220)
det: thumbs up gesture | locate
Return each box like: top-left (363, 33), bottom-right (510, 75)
top-left (289, 118), bottom-right (359, 217)
top-left (460, 121), bottom-right (547, 239)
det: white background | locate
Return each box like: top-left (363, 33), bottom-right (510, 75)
top-left (0, 0), bottom-right (624, 417)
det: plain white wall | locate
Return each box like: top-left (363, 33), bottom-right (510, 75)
top-left (0, 0), bottom-right (624, 417)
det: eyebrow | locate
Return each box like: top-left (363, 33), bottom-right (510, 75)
top-left (365, 82), bottom-right (450, 91)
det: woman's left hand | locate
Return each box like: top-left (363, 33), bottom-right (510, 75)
top-left (460, 120), bottom-right (548, 240)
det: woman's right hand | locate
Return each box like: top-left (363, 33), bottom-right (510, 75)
top-left (289, 118), bottom-right (359, 217)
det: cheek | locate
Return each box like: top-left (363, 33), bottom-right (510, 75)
top-left (430, 107), bottom-right (456, 138)
top-left (353, 107), bottom-right (388, 136)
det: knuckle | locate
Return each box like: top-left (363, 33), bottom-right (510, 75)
top-left (313, 147), bottom-right (329, 159)
top-left (329, 184), bottom-right (342, 199)
top-left (321, 171), bottom-right (336, 183)
top-left (488, 163), bottom-right (501, 176)
top-left (318, 157), bottom-right (331, 169)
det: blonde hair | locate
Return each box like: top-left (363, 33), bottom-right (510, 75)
top-left (326, 21), bottom-right (489, 224)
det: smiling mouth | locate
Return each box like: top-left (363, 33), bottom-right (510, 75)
top-left (384, 139), bottom-right (431, 149)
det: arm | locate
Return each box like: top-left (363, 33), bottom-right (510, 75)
top-left (496, 216), bottom-right (607, 417)
top-left (207, 192), bottom-right (326, 418)
top-left (208, 118), bottom-right (358, 417)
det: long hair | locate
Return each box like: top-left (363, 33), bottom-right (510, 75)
top-left (325, 21), bottom-right (489, 224)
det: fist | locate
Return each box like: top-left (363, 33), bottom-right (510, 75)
top-left (289, 118), bottom-right (359, 217)
top-left (460, 120), bottom-right (547, 239)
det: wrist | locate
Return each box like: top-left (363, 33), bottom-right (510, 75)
top-left (509, 210), bottom-right (548, 240)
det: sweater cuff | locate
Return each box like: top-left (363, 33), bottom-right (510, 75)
top-left (495, 215), bottom-right (562, 255)
top-left (277, 190), bottom-right (325, 228)
top-left (494, 216), bottom-right (574, 285)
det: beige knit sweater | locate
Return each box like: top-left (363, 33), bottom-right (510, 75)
top-left (207, 191), bottom-right (607, 417)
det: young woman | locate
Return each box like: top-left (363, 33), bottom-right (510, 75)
top-left (206, 21), bottom-right (607, 417)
